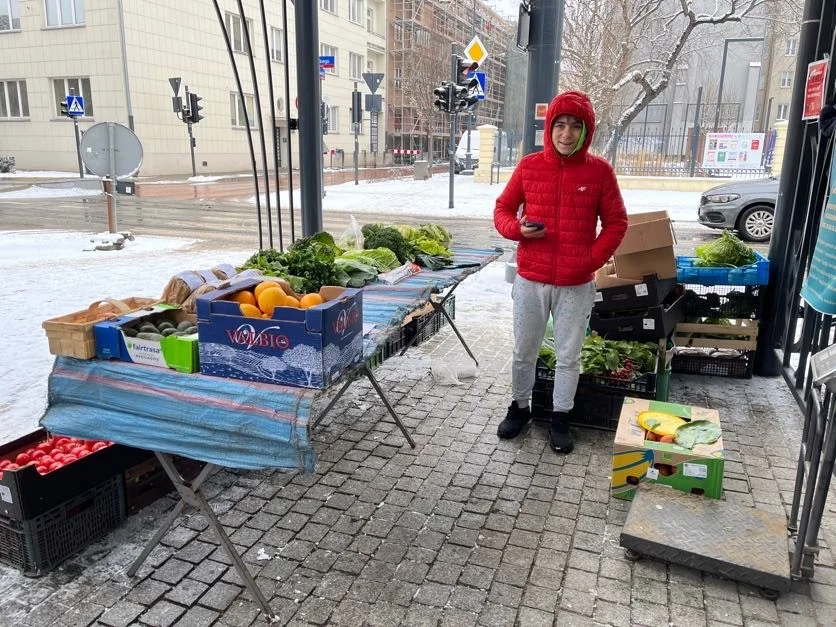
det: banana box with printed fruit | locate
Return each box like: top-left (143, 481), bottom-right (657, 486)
top-left (611, 397), bottom-right (725, 501)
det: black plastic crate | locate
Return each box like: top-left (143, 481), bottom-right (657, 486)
top-left (671, 350), bottom-right (754, 379)
top-left (678, 284), bottom-right (763, 319)
top-left (532, 387), bottom-right (624, 431)
top-left (407, 295), bottom-right (456, 346)
top-left (536, 357), bottom-right (658, 398)
top-left (0, 475), bottom-right (125, 576)
top-left (594, 273), bottom-right (677, 313)
top-left (589, 292), bottom-right (685, 341)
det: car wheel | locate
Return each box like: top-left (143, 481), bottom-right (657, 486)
top-left (737, 204), bottom-right (774, 242)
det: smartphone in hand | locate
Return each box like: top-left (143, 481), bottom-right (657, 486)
top-left (523, 220), bottom-right (545, 230)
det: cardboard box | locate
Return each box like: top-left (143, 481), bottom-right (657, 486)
top-left (613, 211), bottom-right (677, 280)
top-left (594, 271), bottom-right (677, 312)
top-left (611, 398), bottom-right (725, 500)
top-left (94, 304), bottom-right (199, 373)
top-left (196, 278), bottom-right (363, 388)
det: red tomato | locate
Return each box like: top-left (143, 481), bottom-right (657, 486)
top-left (6, 463), bottom-right (19, 471)
top-left (54, 437), bottom-right (69, 446)
top-left (52, 453), bottom-right (66, 463)
top-left (30, 450), bottom-right (45, 461)
top-left (70, 447), bottom-right (86, 457)
top-left (39, 455), bottom-right (54, 466)
top-left (15, 453), bottom-right (31, 466)
top-left (35, 465), bottom-right (48, 475)
top-left (91, 442), bottom-right (108, 452)
top-left (77, 449), bottom-right (91, 458)
top-left (47, 462), bottom-right (63, 472)
top-left (63, 455), bottom-right (78, 464)
top-left (36, 442), bottom-right (52, 453)
top-left (0, 460), bottom-right (11, 470)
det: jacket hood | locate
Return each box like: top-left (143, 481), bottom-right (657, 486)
top-left (544, 91), bottom-right (596, 161)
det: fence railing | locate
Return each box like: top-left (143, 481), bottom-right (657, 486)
top-left (611, 129), bottom-right (777, 179)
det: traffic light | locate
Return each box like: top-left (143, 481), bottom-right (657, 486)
top-left (455, 57), bottom-right (480, 112)
top-left (60, 99), bottom-right (70, 118)
top-left (187, 92), bottom-right (204, 124)
top-left (433, 82), bottom-right (451, 113)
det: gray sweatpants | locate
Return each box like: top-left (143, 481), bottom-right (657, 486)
top-left (512, 275), bottom-right (596, 413)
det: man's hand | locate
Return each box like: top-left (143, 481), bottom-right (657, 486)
top-left (520, 217), bottom-right (546, 239)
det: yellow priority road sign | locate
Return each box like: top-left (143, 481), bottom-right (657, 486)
top-left (464, 36), bottom-right (489, 66)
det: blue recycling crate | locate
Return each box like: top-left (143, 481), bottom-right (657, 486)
top-left (676, 251), bottom-right (769, 286)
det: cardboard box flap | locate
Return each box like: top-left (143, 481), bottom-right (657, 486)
top-left (615, 210), bottom-right (676, 256)
top-left (613, 248), bottom-right (678, 281)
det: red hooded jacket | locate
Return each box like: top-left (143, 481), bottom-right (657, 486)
top-left (494, 91), bottom-right (628, 286)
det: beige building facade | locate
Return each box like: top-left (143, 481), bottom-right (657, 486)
top-left (0, 0), bottom-right (386, 176)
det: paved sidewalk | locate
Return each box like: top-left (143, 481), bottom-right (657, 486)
top-left (1, 262), bottom-right (835, 626)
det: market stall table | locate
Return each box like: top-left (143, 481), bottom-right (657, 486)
top-left (39, 245), bottom-right (502, 618)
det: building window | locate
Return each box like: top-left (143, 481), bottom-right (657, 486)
top-left (777, 103), bottom-right (789, 120)
top-left (52, 77), bottom-right (92, 116)
top-left (785, 37), bottom-right (797, 56)
top-left (366, 6), bottom-right (374, 33)
top-left (780, 72), bottom-right (792, 88)
top-left (1, 1), bottom-right (21, 31)
top-left (349, 0), bottom-right (362, 24)
top-left (225, 12), bottom-right (253, 54)
top-left (367, 59), bottom-right (375, 73)
top-left (349, 53), bottom-right (363, 80)
top-left (45, 0), bottom-right (84, 26)
top-left (327, 105), bottom-right (339, 133)
top-left (320, 0), bottom-right (336, 14)
top-left (394, 23), bottom-right (403, 42)
top-left (270, 27), bottom-right (284, 63)
top-left (230, 92), bottom-right (258, 128)
top-left (320, 43), bottom-right (337, 74)
top-left (0, 80), bottom-right (28, 118)
top-left (394, 67), bottom-right (402, 89)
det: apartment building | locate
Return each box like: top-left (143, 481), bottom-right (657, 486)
top-left (387, 0), bottom-right (514, 160)
top-left (756, 31), bottom-right (801, 131)
top-left (0, 0), bottom-right (386, 176)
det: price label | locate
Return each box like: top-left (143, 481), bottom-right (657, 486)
top-left (642, 318), bottom-right (655, 330)
top-left (683, 463), bottom-right (708, 479)
top-left (645, 467), bottom-right (659, 480)
top-left (634, 284), bottom-right (649, 297)
top-left (595, 291), bottom-right (603, 302)
top-left (0, 485), bottom-right (12, 504)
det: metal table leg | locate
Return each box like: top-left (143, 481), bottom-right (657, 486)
top-left (399, 281), bottom-right (478, 365)
top-left (129, 452), bottom-right (277, 620)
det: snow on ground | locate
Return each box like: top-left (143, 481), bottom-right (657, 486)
top-left (0, 185), bottom-right (102, 199)
top-left (253, 175), bottom-right (703, 222)
top-left (0, 170), bottom-right (79, 179)
top-left (0, 230), bottom-right (250, 444)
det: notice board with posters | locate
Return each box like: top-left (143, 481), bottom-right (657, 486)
top-left (702, 133), bottom-right (766, 169)
top-left (800, 154), bottom-right (836, 314)
top-left (803, 58), bottom-right (830, 120)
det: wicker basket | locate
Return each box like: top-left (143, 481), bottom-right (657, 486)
top-left (42, 298), bottom-right (159, 359)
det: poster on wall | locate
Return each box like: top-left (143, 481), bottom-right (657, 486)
top-left (701, 133), bottom-right (766, 169)
top-left (802, 58), bottom-right (830, 121)
top-left (800, 155), bottom-right (836, 314)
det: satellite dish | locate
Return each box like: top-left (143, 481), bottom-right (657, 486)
top-left (80, 122), bottom-right (143, 178)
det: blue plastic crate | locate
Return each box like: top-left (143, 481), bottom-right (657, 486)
top-left (676, 251), bottom-right (769, 286)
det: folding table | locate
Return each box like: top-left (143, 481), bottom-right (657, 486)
top-left (39, 246), bottom-right (503, 617)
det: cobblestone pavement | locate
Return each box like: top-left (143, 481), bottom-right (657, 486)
top-left (1, 262), bottom-right (835, 626)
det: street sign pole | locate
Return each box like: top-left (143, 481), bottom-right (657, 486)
top-left (449, 44), bottom-right (457, 209)
top-left (184, 85), bottom-right (197, 177)
top-left (353, 82), bottom-right (360, 186)
top-left (73, 117), bottom-right (84, 179)
top-left (107, 122), bottom-right (118, 233)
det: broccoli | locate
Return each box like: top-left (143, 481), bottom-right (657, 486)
top-left (362, 224), bottom-right (414, 264)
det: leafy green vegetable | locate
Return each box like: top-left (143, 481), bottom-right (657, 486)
top-left (417, 224), bottom-right (452, 246)
top-left (362, 224), bottom-right (414, 263)
top-left (580, 334), bottom-right (657, 377)
top-left (694, 231), bottom-right (756, 267)
top-left (675, 420), bottom-right (722, 449)
top-left (241, 246), bottom-right (346, 293)
top-left (539, 339), bottom-right (557, 370)
top-left (339, 247), bottom-right (399, 272)
top-left (334, 257), bottom-right (378, 287)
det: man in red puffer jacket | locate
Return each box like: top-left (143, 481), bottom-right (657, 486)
top-left (494, 90), bottom-right (628, 453)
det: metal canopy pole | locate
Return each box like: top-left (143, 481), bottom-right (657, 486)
top-left (294, 0), bottom-right (323, 236)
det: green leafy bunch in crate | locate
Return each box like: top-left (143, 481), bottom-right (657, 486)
top-left (539, 333), bottom-right (656, 381)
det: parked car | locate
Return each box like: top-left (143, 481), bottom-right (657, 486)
top-left (698, 177), bottom-right (779, 242)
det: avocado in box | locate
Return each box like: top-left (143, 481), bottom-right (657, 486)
top-left (196, 278), bottom-right (363, 388)
top-left (93, 304), bottom-right (199, 373)
top-left (611, 397), bottom-right (725, 500)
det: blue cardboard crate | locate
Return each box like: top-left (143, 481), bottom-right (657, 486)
top-left (196, 278), bottom-right (363, 388)
top-left (676, 251), bottom-right (769, 286)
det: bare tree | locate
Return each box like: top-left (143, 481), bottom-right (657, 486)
top-left (561, 0), bottom-right (769, 157)
top-left (398, 31), bottom-right (452, 162)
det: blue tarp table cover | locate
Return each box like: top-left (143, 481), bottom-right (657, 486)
top-left (39, 246), bottom-right (503, 471)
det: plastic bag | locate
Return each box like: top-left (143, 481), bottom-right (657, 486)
top-left (338, 215), bottom-right (364, 250)
top-left (430, 359), bottom-right (478, 386)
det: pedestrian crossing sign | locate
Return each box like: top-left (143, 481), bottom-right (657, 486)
top-left (66, 95), bottom-right (85, 117)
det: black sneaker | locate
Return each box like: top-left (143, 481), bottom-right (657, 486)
top-left (549, 411), bottom-right (574, 454)
top-left (497, 401), bottom-right (532, 439)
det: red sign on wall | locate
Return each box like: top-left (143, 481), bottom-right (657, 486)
top-left (803, 59), bottom-right (830, 121)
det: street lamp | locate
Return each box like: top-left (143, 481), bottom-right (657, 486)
top-left (714, 37), bottom-right (764, 132)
